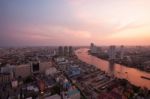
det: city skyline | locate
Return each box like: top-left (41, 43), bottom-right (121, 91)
top-left (1, 0), bottom-right (150, 46)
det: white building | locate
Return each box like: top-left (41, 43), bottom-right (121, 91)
top-left (45, 67), bottom-right (57, 76)
top-left (11, 80), bottom-right (18, 88)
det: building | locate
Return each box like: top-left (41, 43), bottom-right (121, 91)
top-left (15, 62), bottom-right (52, 78)
top-left (0, 73), bottom-right (10, 83)
top-left (57, 46), bottom-right (74, 56)
top-left (15, 64), bottom-right (31, 78)
top-left (68, 46), bottom-right (74, 56)
top-left (58, 46), bottom-right (64, 56)
top-left (90, 43), bottom-right (98, 54)
top-left (11, 80), bottom-right (18, 88)
top-left (120, 45), bottom-right (124, 60)
top-left (68, 66), bottom-right (81, 77)
top-left (67, 88), bottom-right (80, 99)
top-left (108, 45), bottom-right (116, 60)
top-left (45, 67), bottom-right (57, 76)
top-left (31, 61), bottom-right (40, 74)
top-left (98, 91), bottom-right (122, 99)
top-left (0, 64), bottom-right (15, 81)
top-left (63, 79), bottom-right (71, 90)
top-left (45, 94), bottom-right (61, 99)
top-left (64, 46), bottom-right (68, 56)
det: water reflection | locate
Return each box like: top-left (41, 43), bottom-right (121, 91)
top-left (108, 61), bottom-right (115, 77)
top-left (75, 48), bottom-right (150, 89)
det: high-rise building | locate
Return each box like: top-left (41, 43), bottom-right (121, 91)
top-left (120, 45), bottom-right (124, 60)
top-left (68, 46), bottom-right (73, 56)
top-left (58, 46), bottom-right (64, 56)
top-left (90, 43), bottom-right (98, 54)
top-left (64, 46), bottom-right (68, 56)
top-left (108, 45), bottom-right (116, 60)
top-left (57, 46), bottom-right (74, 56)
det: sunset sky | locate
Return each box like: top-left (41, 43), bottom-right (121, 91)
top-left (0, 0), bottom-right (150, 46)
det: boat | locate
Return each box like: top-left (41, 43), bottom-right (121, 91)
top-left (141, 76), bottom-right (150, 80)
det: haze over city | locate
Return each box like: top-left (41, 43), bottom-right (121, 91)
top-left (0, 0), bottom-right (150, 99)
top-left (1, 0), bottom-right (150, 47)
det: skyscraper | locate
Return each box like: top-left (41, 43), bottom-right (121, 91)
top-left (58, 46), bottom-right (64, 56)
top-left (120, 45), bottom-right (124, 60)
top-left (64, 46), bottom-right (68, 56)
top-left (57, 46), bottom-right (74, 56)
top-left (68, 46), bottom-right (73, 56)
top-left (90, 43), bottom-right (98, 54)
top-left (108, 45), bottom-right (116, 61)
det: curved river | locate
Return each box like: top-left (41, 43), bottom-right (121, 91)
top-left (75, 48), bottom-right (150, 89)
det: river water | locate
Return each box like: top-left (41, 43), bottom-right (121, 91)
top-left (75, 48), bottom-right (150, 89)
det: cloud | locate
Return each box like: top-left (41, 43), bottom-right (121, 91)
top-left (0, 23), bottom-right (94, 46)
top-left (1, 0), bottom-right (150, 46)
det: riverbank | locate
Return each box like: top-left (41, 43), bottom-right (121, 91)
top-left (75, 48), bottom-right (150, 89)
top-left (55, 55), bottom-right (150, 99)
top-left (88, 50), bottom-right (150, 73)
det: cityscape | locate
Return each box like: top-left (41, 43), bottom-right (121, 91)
top-left (0, 0), bottom-right (150, 99)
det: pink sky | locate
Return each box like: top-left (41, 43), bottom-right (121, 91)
top-left (1, 0), bottom-right (150, 46)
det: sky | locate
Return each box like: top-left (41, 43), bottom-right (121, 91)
top-left (0, 0), bottom-right (150, 46)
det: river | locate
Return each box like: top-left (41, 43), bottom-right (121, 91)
top-left (75, 48), bottom-right (150, 89)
